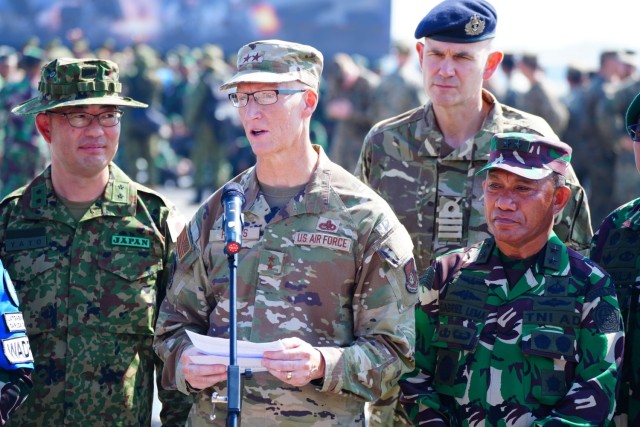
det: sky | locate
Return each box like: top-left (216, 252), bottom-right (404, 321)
top-left (391, 0), bottom-right (638, 70)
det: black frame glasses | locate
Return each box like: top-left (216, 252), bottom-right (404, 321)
top-left (228, 89), bottom-right (306, 108)
top-left (47, 110), bottom-right (124, 128)
top-left (628, 123), bottom-right (640, 142)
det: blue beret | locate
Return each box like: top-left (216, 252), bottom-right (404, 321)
top-left (415, 0), bottom-right (497, 43)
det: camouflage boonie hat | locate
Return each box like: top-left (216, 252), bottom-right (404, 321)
top-left (219, 39), bottom-right (323, 91)
top-left (476, 132), bottom-right (572, 180)
top-left (11, 58), bottom-right (147, 115)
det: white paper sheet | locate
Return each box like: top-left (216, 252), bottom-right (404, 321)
top-left (186, 330), bottom-right (285, 372)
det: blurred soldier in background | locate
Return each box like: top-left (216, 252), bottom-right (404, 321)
top-left (325, 52), bottom-right (379, 172)
top-left (369, 40), bottom-right (426, 124)
top-left (0, 46), bottom-right (48, 199)
top-left (516, 53), bottom-right (569, 137)
top-left (120, 43), bottom-right (169, 187)
top-left (184, 44), bottom-right (232, 204)
top-left (576, 50), bottom-right (627, 227)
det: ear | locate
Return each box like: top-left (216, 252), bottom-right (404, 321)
top-left (416, 41), bottom-right (425, 68)
top-left (35, 113), bottom-right (53, 144)
top-left (301, 89), bottom-right (318, 118)
top-left (552, 185), bottom-right (572, 215)
top-left (483, 50), bottom-right (504, 80)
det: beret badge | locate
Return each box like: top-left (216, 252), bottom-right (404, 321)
top-left (465, 14), bottom-right (485, 36)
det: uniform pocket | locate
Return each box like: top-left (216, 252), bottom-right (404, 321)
top-left (97, 249), bottom-right (163, 335)
top-left (4, 249), bottom-right (58, 335)
top-left (522, 326), bottom-right (578, 405)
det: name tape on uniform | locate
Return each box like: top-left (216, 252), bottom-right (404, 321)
top-left (2, 336), bottom-right (33, 364)
top-left (3, 312), bottom-right (26, 332)
top-left (293, 232), bottom-right (352, 252)
top-left (210, 227), bottom-right (261, 242)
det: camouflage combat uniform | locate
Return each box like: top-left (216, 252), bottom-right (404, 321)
top-left (357, 89), bottom-right (592, 274)
top-left (0, 164), bottom-right (193, 426)
top-left (591, 198), bottom-right (640, 425)
top-left (401, 234), bottom-right (624, 426)
top-left (154, 146), bottom-right (417, 426)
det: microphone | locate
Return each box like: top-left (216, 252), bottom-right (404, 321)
top-left (221, 182), bottom-right (246, 255)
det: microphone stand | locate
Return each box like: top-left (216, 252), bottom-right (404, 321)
top-left (225, 250), bottom-right (242, 427)
top-left (211, 250), bottom-right (244, 426)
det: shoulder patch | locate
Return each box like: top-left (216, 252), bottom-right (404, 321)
top-left (592, 301), bottom-right (622, 333)
top-left (404, 258), bottom-right (418, 293)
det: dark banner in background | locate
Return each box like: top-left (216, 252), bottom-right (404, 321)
top-left (0, 0), bottom-right (391, 61)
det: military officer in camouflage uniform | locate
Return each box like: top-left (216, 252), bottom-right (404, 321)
top-left (0, 58), bottom-right (192, 426)
top-left (0, 258), bottom-right (33, 425)
top-left (357, 0), bottom-right (592, 276)
top-left (153, 39), bottom-right (417, 426)
top-left (401, 132), bottom-right (623, 426)
top-left (357, 2), bottom-right (592, 424)
top-left (591, 92), bottom-right (640, 426)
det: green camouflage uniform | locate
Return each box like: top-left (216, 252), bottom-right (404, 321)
top-left (0, 164), bottom-right (193, 426)
top-left (401, 234), bottom-right (623, 426)
top-left (591, 197), bottom-right (640, 425)
top-left (154, 146), bottom-right (417, 426)
top-left (357, 89), bottom-right (592, 274)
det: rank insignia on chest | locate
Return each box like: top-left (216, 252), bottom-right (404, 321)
top-left (316, 217), bottom-right (340, 233)
top-left (435, 197), bottom-right (463, 242)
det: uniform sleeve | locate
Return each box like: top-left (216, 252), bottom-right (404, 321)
top-left (354, 129), bottom-right (374, 184)
top-left (313, 221), bottom-right (417, 401)
top-left (554, 164), bottom-right (593, 254)
top-left (535, 266), bottom-right (624, 426)
top-left (399, 263), bottom-right (452, 425)
top-left (153, 221), bottom-right (213, 396)
top-left (153, 204), bottom-right (195, 426)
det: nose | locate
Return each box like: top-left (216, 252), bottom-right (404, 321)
top-left (438, 58), bottom-right (455, 78)
top-left (83, 116), bottom-right (107, 136)
top-left (241, 96), bottom-right (263, 119)
top-left (494, 191), bottom-right (517, 211)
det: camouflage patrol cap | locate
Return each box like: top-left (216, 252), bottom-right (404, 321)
top-left (11, 57), bottom-right (147, 115)
top-left (476, 132), bottom-right (572, 180)
top-left (625, 92), bottom-right (640, 135)
top-left (219, 39), bottom-right (323, 91)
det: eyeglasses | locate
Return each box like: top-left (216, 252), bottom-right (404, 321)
top-left (47, 110), bottom-right (124, 128)
top-left (228, 89), bottom-right (306, 108)
top-left (628, 124), bottom-right (640, 142)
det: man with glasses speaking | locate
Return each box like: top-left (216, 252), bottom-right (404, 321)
top-left (154, 39), bottom-right (417, 425)
top-left (0, 58), bottom-right (193, 425)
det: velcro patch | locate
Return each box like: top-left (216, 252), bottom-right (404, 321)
top-left (592, 301), bottom-right (621, 333)
top-left (404, 259), bottom-right (418, 293)
top-left (111, 235), bottom-right (150, 249)
top-left (209, 227), bottom-right (261, 242)
top-left (3, 312), bottom-right (26, 333)
top-left (2, 336), bottom-right (33, 364)
top-left (258, 250), bottom-right (284, 275)
top-left (176, 229), bottom-right (192, 262)
top-left (4, 228), bottom-right (47, 251)
top-left (316, 217), bottom-right (340, 233)
top-left (293, 232), bottom-right (352, 252)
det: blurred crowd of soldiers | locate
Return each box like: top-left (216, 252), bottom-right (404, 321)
top-left (0, 36), bottom-right (637, 228)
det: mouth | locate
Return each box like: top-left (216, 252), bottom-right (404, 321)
top-left (492, 216), bottom-right (519, 226)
